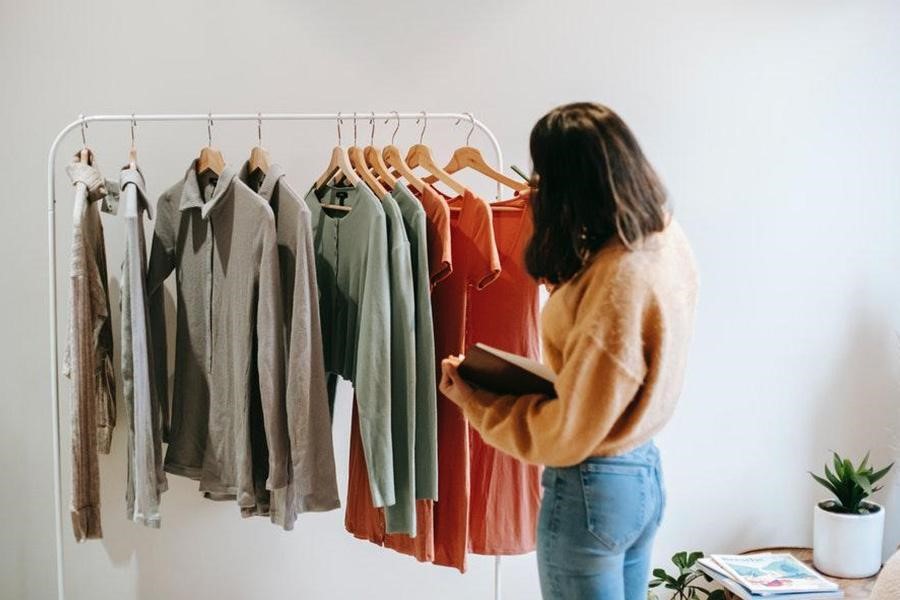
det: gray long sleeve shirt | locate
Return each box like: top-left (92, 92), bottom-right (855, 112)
top-left (239, 163), bottom-right (340, 528)
top-left (147, 162), bottom-right (290, 509)
top-left (119, 166), bottom-right (167, 528)
top-left (304, 181), bottom-right (395, 508)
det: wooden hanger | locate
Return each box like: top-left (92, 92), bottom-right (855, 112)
top-left (406, 112), bottom-right (465, 195)
top-left (313, 115), bottom-right (357, 213)
top-left (197, 114), bottom-right (225, 176)
top-left (380, 111), bottom-right (423, 192)
top-left (347, 114), bottom-right (387, 198)
top-left (407, 143), bottom-right (465, 195)
top-left (363, 113), bottom-right (397, 190)
top-left (248, 114), bottom-right (270, 175)
top-left (426, 115), bottom-right (527, 193)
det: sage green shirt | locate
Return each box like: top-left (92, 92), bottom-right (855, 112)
top-left (304, 181), bottom-right (394, 507)
top-left (392, 182), bottom-right (438, 501)
top-left (381, 190), bottom-right (416, 534)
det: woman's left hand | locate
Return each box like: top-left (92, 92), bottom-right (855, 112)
top-left (440, 355), bottom-right (474, 406)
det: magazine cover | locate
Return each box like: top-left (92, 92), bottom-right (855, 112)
top-left (711, 554), bottom-right (839, 594)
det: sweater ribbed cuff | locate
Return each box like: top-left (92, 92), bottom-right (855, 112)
top-left (72, 506), bottom-right (102, 542)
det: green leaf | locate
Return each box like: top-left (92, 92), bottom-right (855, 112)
top-left (673, 552), bottom-right (688, 569)
top-left (652, 568), bottom-right (668, 579)
top-left (687, 551), bottom-right (704, 567)
top-left (811, 473), bottom-right (838, 497)
top-left (824, 464), bottom-right (841, 487)
top-left (850, 470), bottom-right (874, 496)
top-left (708, 590), bottom-right (728, 600)
top-left (859, 451), bottom-right (870, 472)
top-left (833, 451), bottom-right (843, 476)
top-left (870, 463), bottom-right (894, 485)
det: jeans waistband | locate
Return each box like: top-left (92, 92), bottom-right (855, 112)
top-left (552, 441), bottom-right (660, 473)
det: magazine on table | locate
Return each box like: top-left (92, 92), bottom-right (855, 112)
top-left (698, 554), bottom-right (840, 597)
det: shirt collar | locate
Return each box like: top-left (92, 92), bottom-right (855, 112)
top-left (179, 159), bottom-right (236, 219)
top-left (237, 161), bottom-right (284, 202)
top-left (119, 166), bottom-right (153, 219)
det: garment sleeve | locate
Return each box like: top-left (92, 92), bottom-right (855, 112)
top-left (146, 193), bottom-right (176, 441)
top-left (465, 198), bottom-right (500, 290)
top-left (353, 214), bottom-right (395, 508)
top-left (458, 284), bottom-right (652, 467)
top-left (256, 212), bottom-right (290, 490)
top-left (285, 208), bottom-right (339, 512)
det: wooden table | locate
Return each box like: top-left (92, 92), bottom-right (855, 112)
top-left (722, 547), bottom-right (878, 599)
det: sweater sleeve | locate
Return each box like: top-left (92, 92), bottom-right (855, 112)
top-left (459, 271), bottom-right (653, 466)
top-left (459, 331), bottom-right (644, 466)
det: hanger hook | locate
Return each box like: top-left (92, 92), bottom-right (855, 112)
top-left (79, 114), bottom-right (87, 148)
top-left (369, 111), bottom-right (376, 146)
top-left (130, 113), bottom-right (136, 148)
top-left (257, 112), bottom-right (262, 146)
top-left (386, 111), bottom-right (400, 145)
top-left (207, 112), bottom-right (213, 147)
top-left (416, 111), bottom-right (427, 144)
top-left (337, 112), bottom-right (343, 146)
top-left (466, 112), bottom-right (475, 145)
top-left (352, 112), bottom-right (358, 146)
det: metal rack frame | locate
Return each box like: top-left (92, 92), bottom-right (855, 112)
top-left (47, 111), bottom-right (507, 600)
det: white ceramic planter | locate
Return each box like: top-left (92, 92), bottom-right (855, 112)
top-left (813, 501), bottom-right (885, 578)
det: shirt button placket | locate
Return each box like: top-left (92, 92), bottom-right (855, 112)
top-left (207, 218), bottom-right (214, 375)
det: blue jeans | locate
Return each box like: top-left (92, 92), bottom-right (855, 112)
top-left (537, 442), bottom-right (665, 600)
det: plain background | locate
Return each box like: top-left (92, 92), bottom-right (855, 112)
top-left (2, 1), bottom-right (899, 598)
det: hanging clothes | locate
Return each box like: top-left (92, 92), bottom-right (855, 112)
top-left (237, 162), bottom-right (340, 529)
top-left (303, 181), bottom-right (395, 509)
top-left (464, 193), bottom-right (542, 556)
top-left (63, 154), bottom-right (115, 541)
top-left (147, 162), bottom-right (290, 511)
top-left (344, 186), bottom-right (500, 572)
top-left (343, 181), bottom-right (439, 540)
top-left (379, 189), bottom-right (417, 535)
top-left (119, 166), bottom-right (167, 528)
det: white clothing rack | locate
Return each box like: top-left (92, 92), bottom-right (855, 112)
top-left (47, 112), bottom-right (509, 600)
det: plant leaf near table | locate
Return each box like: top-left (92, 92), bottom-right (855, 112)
top-left (810, 451), bottom-right (894, 514)
top-left (648, 551), bottom-right (726, 600)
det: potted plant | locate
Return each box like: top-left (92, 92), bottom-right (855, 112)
top-left (810, 451), bottom-right (893, 578)
top-left (648, 551), bottom-right (726, 600)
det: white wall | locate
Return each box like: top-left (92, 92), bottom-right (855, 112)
top-left (2, 1), bottom-right (899, 598)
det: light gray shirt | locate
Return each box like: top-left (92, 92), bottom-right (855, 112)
top-left (148, 162), bottom-right (290, 509)
top-left (119, 166), bottom-right (167, 528)
top-left (392, 182), bottom-right (438, 502)
top-left (304, 181), bottom-right (395, 508)
top-left (239, 162), bottom-right (340, 529)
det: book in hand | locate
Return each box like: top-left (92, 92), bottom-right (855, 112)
top-left (457, 343), bottom-right (557, 397)
top-left (697, 555), bottom-right (842, 599)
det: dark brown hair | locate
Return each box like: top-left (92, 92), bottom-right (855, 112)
top-left (524, 102), bottom-right (668, 285)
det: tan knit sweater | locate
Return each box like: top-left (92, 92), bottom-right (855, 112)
top-left (458, 219), bottom-right (698, 466)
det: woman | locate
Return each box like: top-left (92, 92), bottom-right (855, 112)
top-left (440, 102), bottom-right (699, 600)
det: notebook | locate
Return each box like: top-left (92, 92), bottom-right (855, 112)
top-left (699, 555), bottom-right (841, 598)
top-left (457, 343), bottom-right (557, 397)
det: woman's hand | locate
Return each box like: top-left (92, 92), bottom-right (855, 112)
top-left (440, 355), bottom-right (475, 406)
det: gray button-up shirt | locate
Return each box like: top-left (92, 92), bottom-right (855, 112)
top-left (239, 162), bottom-right (340, 528)
top-left (148, 162), bottom-right (290, 508)
top-left (119, 166), bottom-right (167, 528)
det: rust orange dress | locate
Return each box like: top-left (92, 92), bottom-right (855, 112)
top-left (464, 194), bottom-right (542, 556)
